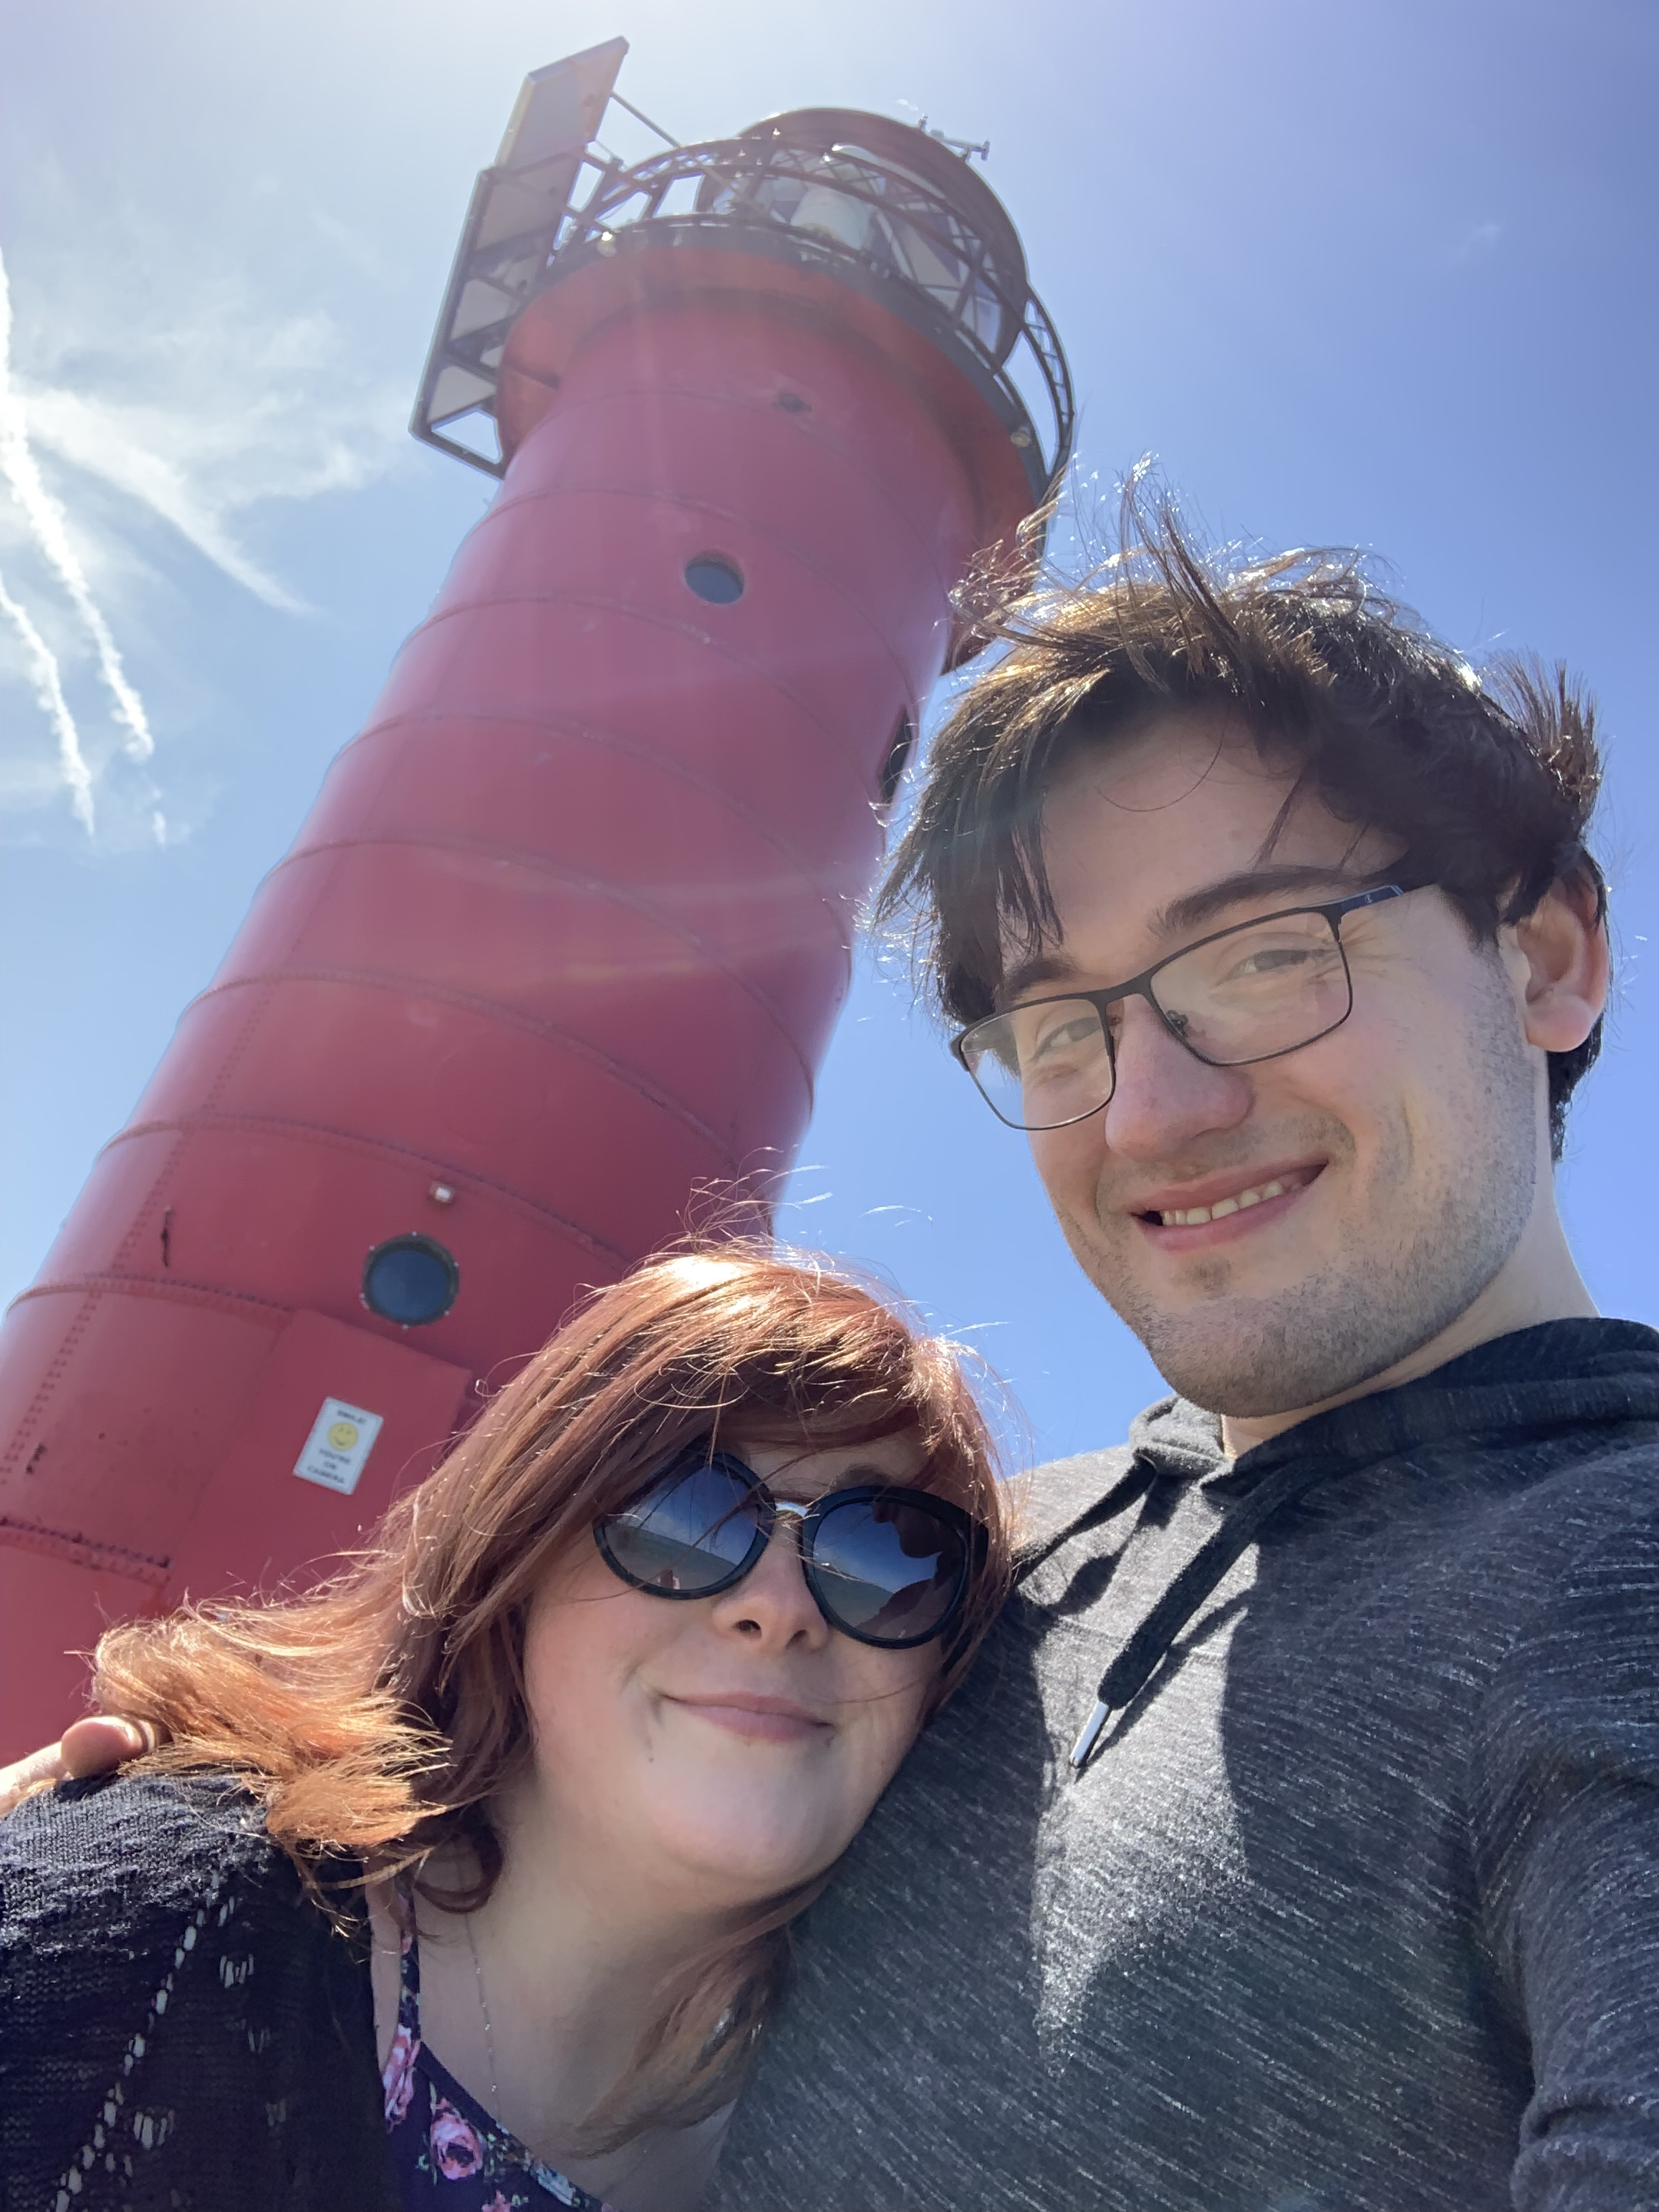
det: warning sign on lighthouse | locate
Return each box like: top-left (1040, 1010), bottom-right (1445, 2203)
top-left (294, 1398), bottom-right (385, 1496)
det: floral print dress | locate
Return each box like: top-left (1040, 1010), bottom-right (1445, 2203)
top-left (382, 1921), bottom-right (619, 2212)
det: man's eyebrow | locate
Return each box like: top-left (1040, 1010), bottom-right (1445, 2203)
top-left (995, 950), bottom-right (1082, 1009)
top-left (995, 865), bottom-right (1385, 1009)
top-left (1152, 865), bottom-right (1382, 941)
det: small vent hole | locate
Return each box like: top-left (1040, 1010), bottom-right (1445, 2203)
top-left (684, 555), bottom-right (745, 605)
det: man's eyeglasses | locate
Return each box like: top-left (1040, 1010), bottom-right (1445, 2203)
top-left (594, 1450), bottom-right (979, 1648)
top-left (952, 883), bottom-right (1422, 1133)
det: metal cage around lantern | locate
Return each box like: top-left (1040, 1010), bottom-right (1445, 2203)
top-left (413, 103), bottom-right (1074, 502)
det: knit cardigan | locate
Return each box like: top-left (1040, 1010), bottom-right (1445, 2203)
top-left (0, 1771), bottom-right (400, 2211)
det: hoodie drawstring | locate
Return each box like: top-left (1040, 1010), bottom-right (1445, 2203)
top-left (1012, 1457), bottom-right (1161, 1589)
top-left (1069, 1453), bottom-right (1355, 1776)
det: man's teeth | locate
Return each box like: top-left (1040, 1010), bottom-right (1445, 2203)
top-left (1158, 1178), bottom-right (1295, 1227)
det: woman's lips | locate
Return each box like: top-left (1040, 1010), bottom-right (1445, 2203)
top-left (664, 1693), bottom-right (832, 1744)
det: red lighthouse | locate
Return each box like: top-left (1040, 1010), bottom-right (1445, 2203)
top-left (0, 41), bottom-right (1072, 1755)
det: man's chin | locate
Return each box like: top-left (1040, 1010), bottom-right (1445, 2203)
top-left (1059, 1216), bottom-right (1406, 1416)
top-left (1103, 1280), bottom-right (1420, 1423)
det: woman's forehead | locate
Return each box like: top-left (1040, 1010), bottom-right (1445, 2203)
top-left (736, 1429), bottom-right (925, 1496)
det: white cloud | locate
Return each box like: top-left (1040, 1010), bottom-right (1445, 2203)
top-left (0, 564), bottom-right (95, 832)
top-left (21, 383), bottom-right (314, 615)
top-left (14, 275), bottom-right (408, 611)
top-left (0, 197), bottom-right (410, 843)
top-left (0, 248), bottom-right (155, 794)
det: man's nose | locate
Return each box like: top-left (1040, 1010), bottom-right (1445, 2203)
top-left (706, 1516), bottom-right (829, 1650)
top-left (1099, 995), bottom-right (1254, 1161)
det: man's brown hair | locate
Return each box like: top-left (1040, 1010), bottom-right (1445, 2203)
top-left (879, 486), bottom-right (1607, 1158)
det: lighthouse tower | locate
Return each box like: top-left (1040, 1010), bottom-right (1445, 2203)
top-left (0, 40), bottom-right (1072, 1755)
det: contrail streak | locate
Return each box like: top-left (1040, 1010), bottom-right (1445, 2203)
top-left (0, 568), bottom-right (95, 832)
top-left (0, 245), bottom-right (155, 768)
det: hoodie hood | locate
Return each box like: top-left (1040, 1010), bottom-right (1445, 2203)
top-left (1065, 1318), bottom-right (1659, 1776)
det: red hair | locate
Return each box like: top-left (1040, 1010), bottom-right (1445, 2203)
top-left (92, 1246), bottom-right (1013, 2142)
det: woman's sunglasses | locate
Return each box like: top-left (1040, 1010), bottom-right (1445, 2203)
top-left (594, 1451), bottom-right (978, 1650)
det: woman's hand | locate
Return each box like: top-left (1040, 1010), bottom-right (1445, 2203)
top-left (0, 1716), bottom-right (156, 1814)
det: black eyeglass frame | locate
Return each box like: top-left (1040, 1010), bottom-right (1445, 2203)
top-left (952, 881), bottom-right (1423, 1132)
top-left (593, 1450), bottom-right (979, 1650)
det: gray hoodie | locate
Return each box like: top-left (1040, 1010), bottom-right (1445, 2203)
top-left (709, 1319), bottom-right (1659, 2211)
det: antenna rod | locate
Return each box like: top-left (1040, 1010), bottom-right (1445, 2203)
top-left (609, 90), bottom-right (680, 148)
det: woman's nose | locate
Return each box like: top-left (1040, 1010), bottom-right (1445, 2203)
top-left (706, 1517), bottom-right (829, 1650)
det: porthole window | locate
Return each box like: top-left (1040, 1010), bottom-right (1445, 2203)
top-left (684, 554), bottom-right (745, 605)
top-left (877, 711), bottom-right (915, 809)
top-left (362, 1234), bottom-right (459, 1327)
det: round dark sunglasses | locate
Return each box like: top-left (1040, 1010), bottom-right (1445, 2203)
top-left (594, 1451), bottom-right (978, 1650)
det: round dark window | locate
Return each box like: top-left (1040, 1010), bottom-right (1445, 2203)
top-left (684, 554), bottom-right (744, 605)
top-left (362, 1234), bottom-right (459, 1327)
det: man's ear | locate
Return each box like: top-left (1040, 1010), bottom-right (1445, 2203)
top-left (1509, 877), bottom-right (1610, 1054)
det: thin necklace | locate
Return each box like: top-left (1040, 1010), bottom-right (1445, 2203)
top-left (466, 1913), bottom-right (501, 2114)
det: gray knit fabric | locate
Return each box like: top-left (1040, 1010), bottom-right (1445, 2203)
top-left (709, 1319), bottom-right (1659, 2212)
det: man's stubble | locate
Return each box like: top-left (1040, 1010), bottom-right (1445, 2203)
top-left (1054, 974), bottom-right (1540, 1419)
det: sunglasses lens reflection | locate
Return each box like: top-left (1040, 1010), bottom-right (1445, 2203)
top-left (603, 1463), bottom-right (759, 1592)
top-left (808, 1495), bottom-right (968, 1643)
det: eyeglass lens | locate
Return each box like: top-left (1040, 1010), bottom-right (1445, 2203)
top-left (965, 910), bottom-right (1353, 1130)
top-left (598, 1461), bottom-right (969, 1645)
top-left (807, 1493), bottom-right (968, 1643)
top-left (602, 1461), bottom-right (761, 1593)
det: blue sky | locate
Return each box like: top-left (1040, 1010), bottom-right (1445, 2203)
top-left (2, 0), bottom-right (1654, 1467)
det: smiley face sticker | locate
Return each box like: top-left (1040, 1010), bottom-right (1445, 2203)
top-left (294, 1398), bottom-right (385, 1496)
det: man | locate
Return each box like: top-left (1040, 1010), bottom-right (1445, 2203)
top-left (10, 503), bottom-right (1657, 2208)
top-left (701, 505), bottom-right (1658, 2210)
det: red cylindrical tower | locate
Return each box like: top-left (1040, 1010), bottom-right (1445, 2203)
top-left (0, 71), bottom-right (1071, 1754)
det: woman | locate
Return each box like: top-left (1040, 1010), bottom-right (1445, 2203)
top-left (0, 1249), bottom-right (1011, 2212)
